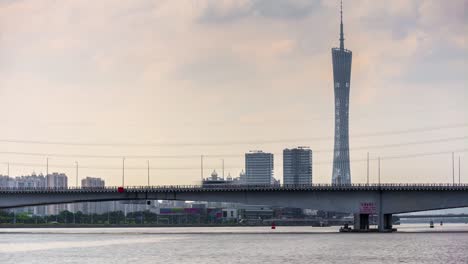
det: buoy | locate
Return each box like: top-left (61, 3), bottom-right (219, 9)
top-left (271, 222), bottom-right (276, 230)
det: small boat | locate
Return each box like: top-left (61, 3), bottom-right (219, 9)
top-left (339, 223), bottom-right (352, 232)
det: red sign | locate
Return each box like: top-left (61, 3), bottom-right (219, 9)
top-left (360, 202), bottom-right (376, 214)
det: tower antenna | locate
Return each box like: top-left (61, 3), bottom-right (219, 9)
top-left (340, 0), bottom-right (345, 50)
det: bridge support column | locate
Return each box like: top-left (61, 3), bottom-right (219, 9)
top-left (354, 213), bottom-right (370, 230)
top-left (384, 214), bottom-right (393, 230)
top-left (378, 213), bottom-right (393, 232)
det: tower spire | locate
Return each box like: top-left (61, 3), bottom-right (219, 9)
top-left (340, 0), bottom-right (345, 50)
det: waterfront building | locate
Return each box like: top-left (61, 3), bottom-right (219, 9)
top-left (81, 177), bottom-right (105, 188)
top-left (245, 151), bottom-right (274, 185)
top-left (46, 173), bottom-right (68, 215)
top-left (283, 147), bottom-right (312, 185)
top-left (46, 172), bottom-right (68, 188)
top-left (0, 174), bottom-right (47, 188)
top-left (222, 208), bottom-right (238, 221)
top-left (0, 174), bottom-right (47, 215)
top-left (14, 173), bottom-right (46, 188)
top-left (0, 175), bottom-right (11, 187)
top-left (238, 170), bottom-right (246, 184)
top-left (202, 170), bottom-right (234, 187)
top-left (78, 177), bottom-right (109, 214)
top-left (229, 170), bottom-right (246, 185)
top-left (331, 2), bottom-right (352, 184)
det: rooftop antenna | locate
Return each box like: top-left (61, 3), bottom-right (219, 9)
top-left (340, 0), bottom-right (345, 50)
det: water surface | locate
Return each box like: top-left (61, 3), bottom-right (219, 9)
top-left (1, 224), bottom-right (467, 264)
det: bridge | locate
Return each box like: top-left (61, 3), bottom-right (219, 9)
top-left (1, 184), bottom-right (467, 232)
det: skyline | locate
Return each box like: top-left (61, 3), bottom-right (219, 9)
top-left (0, 0), bottom-right (467, 185)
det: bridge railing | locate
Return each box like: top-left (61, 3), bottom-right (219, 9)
top-left (0, 183), bottom-right (467, 192)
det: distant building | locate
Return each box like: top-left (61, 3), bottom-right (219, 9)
top-left (46, 172), bottom-right (68, 188)
top-left (239, 205), bottom-right (274, 221)
top-left (283, 147), bottom-right (312, 185)
top-left (1, 174), bottom-right (47, 188)
top-left (202, 170), bottom-right (233, 187)
top-left (238, 170), bottom-right (246, 184)
top-left (0, 175), bottom-right (11, 187)
top-left (229, 170), bottom-right (247, 185)
top-left (45, 173), bottom-right (68, 215)
top-left (78, 177), bottom-right (108, 214)
top-left (0, 174), bottom-right (47, 215)
top-left (245, 151), bottom-right (274, 185)
top-left (14, 173), bottom-right (46, 188)
top-left (222, 208), bottom-right (238, 220)
top-left (81, 177), bottom-right (105, 188)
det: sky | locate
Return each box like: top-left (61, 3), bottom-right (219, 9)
top-left (0, 0), bottom-right (467, 186)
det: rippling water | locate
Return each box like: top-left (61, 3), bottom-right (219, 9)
top-left (1, 224), bottom-right (467, 264)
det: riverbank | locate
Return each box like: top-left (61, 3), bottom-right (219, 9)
top-left (0, 223), bottom-right (331, 228)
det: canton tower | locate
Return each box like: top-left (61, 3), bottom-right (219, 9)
top-left (332, 1), bottom-right (352, 184)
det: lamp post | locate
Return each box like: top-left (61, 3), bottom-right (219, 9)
top-left (221, 159), bottom-right (225, 179)
top-left (122, 157), bottom-right (125, 187)
top-left (459, 156), bottom-right (461, 184)
top-left (367, 152), bottom-right (369, 185)
top-left (201, 155), bottom-right (204, 183)
top-left (378, 157), bottom-right (381, 185)
top-left (452, 152), bottom-right (455, 185)
top-left (147, 160), bottom-right (150, 186)
top-left (75, 161), bottom-right (79, 187)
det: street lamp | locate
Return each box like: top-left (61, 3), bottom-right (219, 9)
top-left (147, 160), bottom-right (150, 186)
top-left (122, 157), bottom-right (126, 187)
top-left (75, 161), bottom-right (79, 187)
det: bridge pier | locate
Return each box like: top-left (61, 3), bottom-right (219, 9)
top-left (378, 213), bottom-right (393, 232)
top-left (353, 213), bottom-right (370, 230)
top-left (384, 214), bottom-right (393, 230)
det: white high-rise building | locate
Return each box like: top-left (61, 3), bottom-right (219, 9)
top-left (46, 172), bottom-right (68, 188)
top-left (283, 147), bottom-right (312, 185)
top-left (81, 177), bottom-right (105, 188)
top-left (245, 151), bottom-right (274, 185)
top-left (1, 174), bottom-right (47, 215)
top-left (46, 173), bottom-right (68, 215)
top-left (78, 177), bottom-right (108, 214)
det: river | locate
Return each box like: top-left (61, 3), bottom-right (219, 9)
top-left (1, 224), bottom-right (467, 263)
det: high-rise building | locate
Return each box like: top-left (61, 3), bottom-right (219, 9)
top-left (45, 172), bottom-right (68, 215)
top-left (245, 151), bottom-right (274, 185)
top-left (0, 174), bottom-right (47, 215)
top-left (78, 177), bottom-right (108, 214)
top-left (14, 174), bottom-right (46, 188)
top-left (283, 147), bottom-right (312, 185)
top-left (0, 175), bottom-right (11, 187)
top-left (81, 177), bottom-right (105, 188)
top-left (332, 2), bottom-right (352, 184)
top-left (46, 172), bottom-right (68, 188)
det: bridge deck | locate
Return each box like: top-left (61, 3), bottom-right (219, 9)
top-left (1, 184), bottom-right (467, 194)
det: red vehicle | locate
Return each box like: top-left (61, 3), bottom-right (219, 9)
top-left (117, 187), bottom-right (125, 193)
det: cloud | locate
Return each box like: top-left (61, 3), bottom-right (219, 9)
top-left (198, 0), bottom-right (320, 23)
top-left (0, 0), bottom-right (466, 183)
